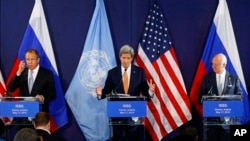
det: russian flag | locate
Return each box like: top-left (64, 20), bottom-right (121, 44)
top-left (190, 0), bottom-right (250, 123)
top-left (6, 0), bottom-right (68, 132)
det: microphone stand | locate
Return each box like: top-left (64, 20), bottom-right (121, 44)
top-left (111, 68), bottom-right (127, 98)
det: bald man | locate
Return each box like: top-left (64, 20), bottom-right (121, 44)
top-left (198, 53), bottom-right (241, 102)
top-left (198, 53), bottom-right (242, 141)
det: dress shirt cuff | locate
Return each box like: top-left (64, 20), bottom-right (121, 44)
top-left (97, 94), bottom-right (102, 100)
top-left (148, 90), bottom-right (154, 98)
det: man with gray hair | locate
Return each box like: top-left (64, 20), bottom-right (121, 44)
top-left (198, 53), bottom-right (242, 141)
top-left (96, 44), bottom-right (155, 141)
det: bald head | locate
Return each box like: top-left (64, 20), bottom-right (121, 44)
top-left (212, 53), bottom-right (227, 74)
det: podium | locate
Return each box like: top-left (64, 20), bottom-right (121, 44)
top-left (0, 96), bottom-right (41, 141)
top-left (0, 96), bottom-right (41, 120)
top-left (107, 94), bottom-right (147, 141)
top-left (202, 95), bottom-right (243, 141)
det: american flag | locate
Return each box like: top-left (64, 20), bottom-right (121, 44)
top-left (0, 70), bottom-right (12, 125)
top-left (134, 1), bottom-right (192, 140)
top-left (0, 70), bottom-right (6, 95)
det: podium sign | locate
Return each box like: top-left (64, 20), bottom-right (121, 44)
top-left (107, 101), bottom-right (146, 117)
top-left (0, 101), bottom-right (39, 117)
top-left (203, 100), bottom-right (243, 117)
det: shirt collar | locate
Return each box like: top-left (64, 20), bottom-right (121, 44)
top-left (29, 65), bottom-right (40, 76)
top-left (36, 127), bottom-right (51, 134)
top-left (216, 70), bottom-right (226, 78)
top-left (122, 65), bottom-right (131, 73)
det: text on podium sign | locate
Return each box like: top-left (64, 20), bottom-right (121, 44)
top-left (107, 101), bottom-right (147, 117)
top-left (203, 100), bottom-right (243, 117)
top-left (0, 101), bottom-right (39, 117)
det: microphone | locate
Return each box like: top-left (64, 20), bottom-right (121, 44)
top-left (207, 79), bottom-right (214, 96)
top-left (111, 68), bottom-right (127, 96)
top-left (201, 81), bottom-right (213, 103)
top-left (4, 89), bottom-right (12, 97)
top-left (208, 85), bottom-right (213, 96)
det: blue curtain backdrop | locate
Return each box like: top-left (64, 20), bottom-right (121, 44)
top-left (1, 0), bottom-right (250, 141)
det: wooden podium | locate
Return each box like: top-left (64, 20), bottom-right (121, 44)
top-left (107, 94), bottom-right (147, 141)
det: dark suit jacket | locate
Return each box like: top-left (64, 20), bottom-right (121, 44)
top-left (36, 129), bottom-right (66, 141)
top-left (199, 71), bottom-right (242, 141)
top-left (198, 71), bottom-right (242, 103)
top-left (8, 67), bottom-right (56, 112)
top-left (100, 65), bottom-right (151, 99)
top-left (101, 65), bottom-right (149, 139)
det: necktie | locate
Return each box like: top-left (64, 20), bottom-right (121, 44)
top-left (123, 71), bottom-right (128, 94)
top-left (218, 75), bottom-right (223, 95)
top-left (28, 70), bottom-right (34, 93)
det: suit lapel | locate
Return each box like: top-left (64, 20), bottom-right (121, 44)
top-left (116, 67), bottom-right (124, 93)
top-left (30, 67), bottom-right (41, 94)
top-left (23, 69), bottom-right (30, 94)
top-left (129, 66), bottom-right (137, 94)
top-left (211, 73), bottom-right (219, 95)
top-left (223, 71), bottom-right (230, 93)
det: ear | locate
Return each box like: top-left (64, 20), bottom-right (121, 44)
top-left (46, 121), bottom-right (51, 129)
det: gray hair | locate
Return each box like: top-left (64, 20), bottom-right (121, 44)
top-left (119, 45), bottom-right (134, 58)
top-left (217, 53), bottom-right (227, 64)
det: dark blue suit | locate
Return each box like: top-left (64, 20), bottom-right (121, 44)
top-left (198, 71), bottom-right (242, 141)
top-left (198, 71), bottom-right (241, 102)
top-left (9, 67), bottom-right (56, 112)
top-left (7, 67), bottom-right (56, 141)
top-left (36, 129), bottom-right (66, 141)
top-left (100, 65), bottom-right (150, 141)
top-left (101, 65), bottom-right (151, 98)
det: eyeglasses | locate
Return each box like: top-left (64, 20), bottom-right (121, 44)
top-left (212, 63), bottom-right (223, 67)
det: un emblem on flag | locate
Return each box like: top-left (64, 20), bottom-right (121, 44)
top-left (78, 50), bottom-right (112, 96)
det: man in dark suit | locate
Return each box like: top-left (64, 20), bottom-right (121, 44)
top-left (7, 48), bottom-right (55, 136)
top-left (96, 45), bottom-right (155, 141)
top-left (198, 53), bottom-right (242, 141)
top-left (8, 49), bottom-right (56, 113)
top-left (33, 112), bottom-right (66, 141)
top-left (0, 118), bottom-right (6, 141)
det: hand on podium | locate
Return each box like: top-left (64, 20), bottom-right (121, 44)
top-left (35, 94), bottom-right (44, 103)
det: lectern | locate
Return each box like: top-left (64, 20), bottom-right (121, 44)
top-left (0, 96), bottom-right (41, 140)
top-left (202, 95), bottom-right (243, 141)
top-left (0, 96), bottom-right (40, 119)
top-left (107, 94), bottom-right (147, 141)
